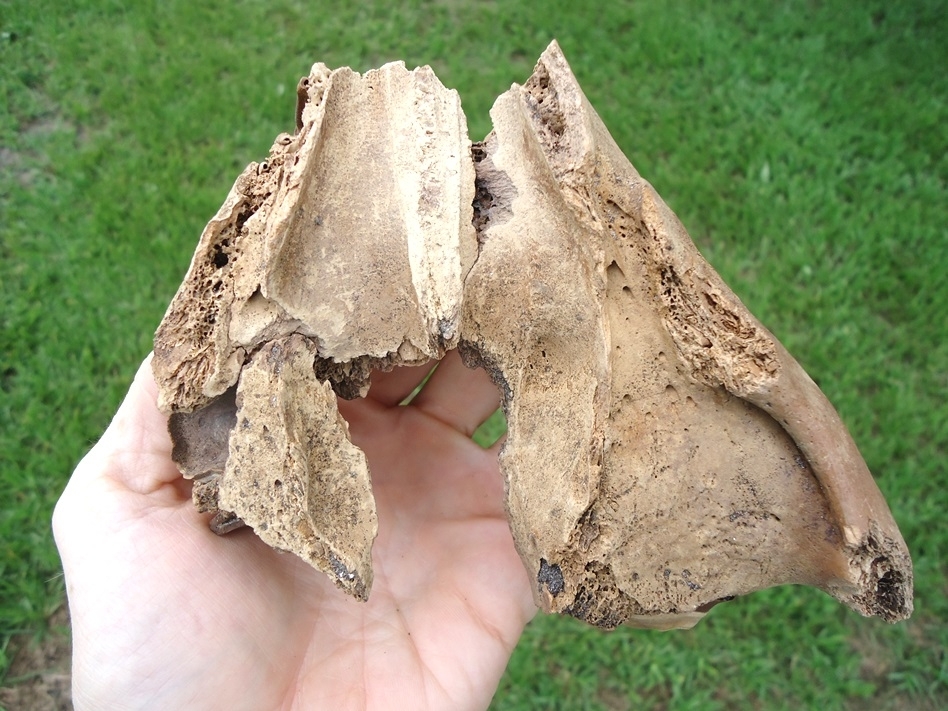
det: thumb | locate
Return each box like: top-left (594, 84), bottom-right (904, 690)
top-left (64, 353), bottom-right (183, 499)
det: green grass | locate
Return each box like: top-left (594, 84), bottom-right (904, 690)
top-left (2, 0), bottom-right (946, 707)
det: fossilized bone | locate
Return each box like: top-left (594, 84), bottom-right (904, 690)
top-left (153, 41), bottom-right (912, 627)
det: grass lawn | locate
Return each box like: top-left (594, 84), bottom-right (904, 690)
top-left (2, 0), bottom-right (946, 708)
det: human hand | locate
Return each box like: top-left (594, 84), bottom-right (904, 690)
top-left (53, 351), bottom-right (536, 710)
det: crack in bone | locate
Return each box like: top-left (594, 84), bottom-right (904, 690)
top-left (154, 42), bottom-right (912, 627)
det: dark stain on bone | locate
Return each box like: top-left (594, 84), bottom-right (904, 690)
top-left (538, 558), bottom-right (565, 596)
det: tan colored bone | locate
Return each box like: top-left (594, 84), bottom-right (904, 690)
top-left (153, 42), bottom-right (912, 625)
top-left (153, 60), bottom-right (475, 411)
top-left (155, 60), bottom-right (474, 595)
top-left (463, 42), bottom-right (911, 627)
top-left (221, 335), bottom-right (376, 599)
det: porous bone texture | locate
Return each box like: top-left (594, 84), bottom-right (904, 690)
top-left (154, 43), bottom-right (912, 625)
top-left (154, 61), bottom-right (475, 598)
top-left (461, 41), bottom-right (911, 627)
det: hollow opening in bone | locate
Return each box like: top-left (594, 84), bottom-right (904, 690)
top-left (153, 41), bottom-right (911, 626)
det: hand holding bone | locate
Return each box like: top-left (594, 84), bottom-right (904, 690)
top-left (54, 353), bottom-right (535, 710)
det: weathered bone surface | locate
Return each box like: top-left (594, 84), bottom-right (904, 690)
top-left (154, 41), bottom-right (912, 625)
top-left (462, 42), bottom-right (912, 627)
top-left (155, 60), bottom-right (475, 597)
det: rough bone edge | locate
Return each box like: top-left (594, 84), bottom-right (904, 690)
top-left (459, 40), bottom-right (912, 628)
top-left (153, 60), bottom-right (475, 599)
top-left (154, 43), bottom-right (912, 627)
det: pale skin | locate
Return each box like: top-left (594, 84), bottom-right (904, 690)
top-left (53, 350), bottom-right (537, 711)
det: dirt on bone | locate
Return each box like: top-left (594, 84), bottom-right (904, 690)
top-left (153, 40), bottom-right (912, 627)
